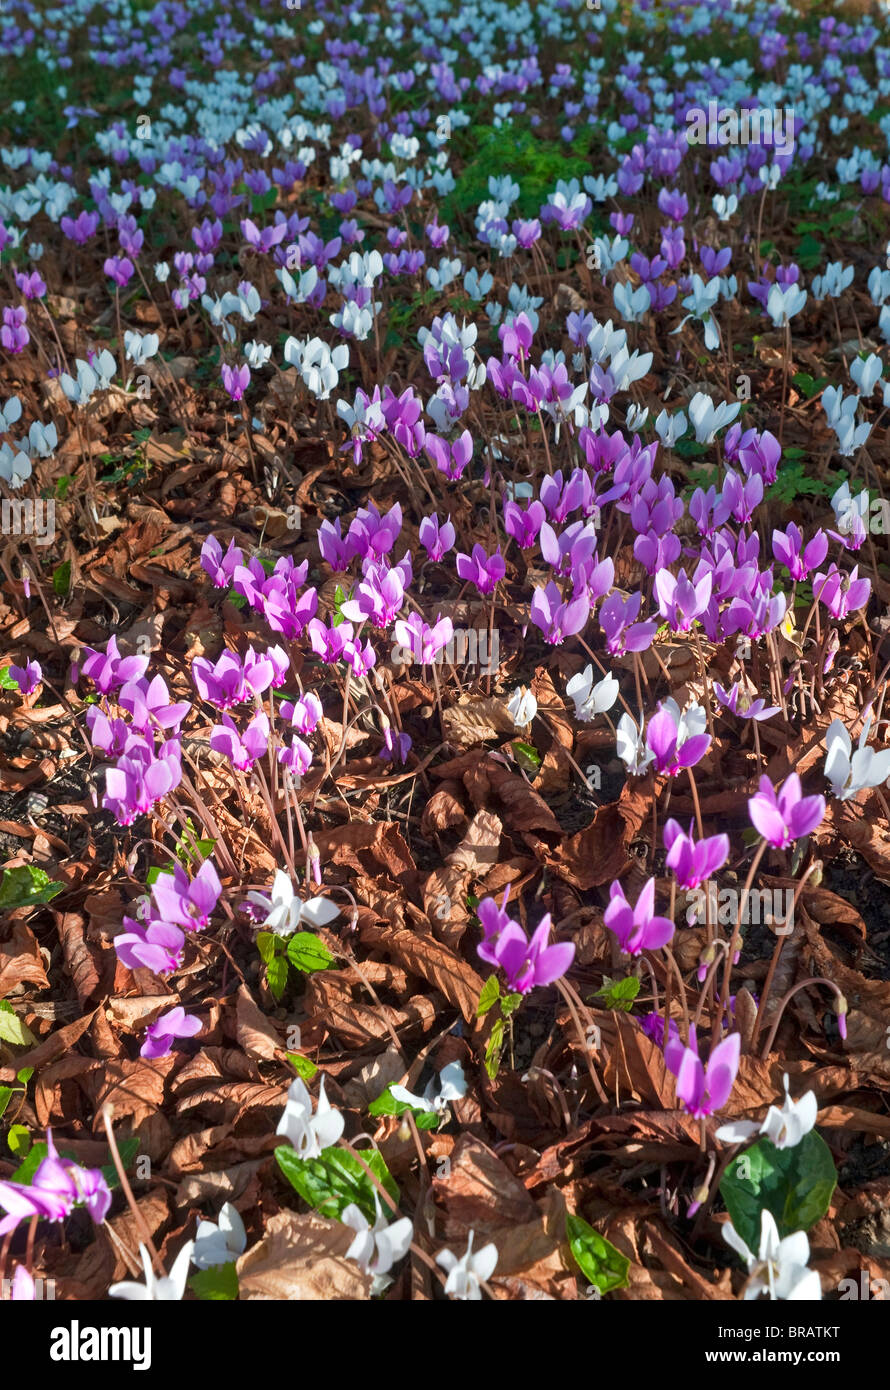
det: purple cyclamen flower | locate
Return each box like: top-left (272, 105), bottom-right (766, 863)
top-left (455, 544), bottom-right (505, 597)
top-left (103, 737), bottom-right (183, 824)
top-left (604, 878), bottom-right (675, 955)
top-left (646, 698), bottom-right (711, 776)
top-left (599, 590), bottom-right (658, 657)
top-left (665, 1026), bottom-right (740, 1120)
top-left (529, 580), bottom-right (589, 645)
top-left (393, 611), bottom-right (454, 665)
top-left (654, 567), bottom-right (712, 634)
top-left (104, 255), bottom-right (134, 288)
top-left (210, 712), bottom-right (269, 770)
top-left (419, 512), bottom-right (456, 562)
top-left (714, 681), bottom-right (779, 722)
top-left (222, 363), bottom-right (250, 402)
top-left (0, 1130), bottom-right (110, 1237)
top-left (278, 735), bottom-right (314, 777)
top-left (140, 1006), bottom-right (202, 1060)
top-left (192, 650), bottom-right (250, 708)
top-left (201, 535), bottom-right (244, 587)
top-left (8, 660), bottom-right (42, 693)
top-left (379, 728), bottom-right (412, 765)
top-left (119, 675), bottom-right (191, 733)
top-left (813, 565), bottom-right (870, 621)
top-left (772, 524), bottom-right (828, 583)
top-left (663, 820), bottom-right (729, 891)
top-left (115, 918), bottom-right (186, 975)
top-left (280, 692), bottom-right (323, 735)
top-left (748, 774), bottom-right (825, 849)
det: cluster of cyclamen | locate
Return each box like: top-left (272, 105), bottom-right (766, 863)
top-left (0, 1129), bottom-right (110, 1237)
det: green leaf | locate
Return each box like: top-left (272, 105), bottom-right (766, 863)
top-left (718, 1132), bottom-right (837, 1252)
top-left (593, 976), bottom-right (641, 1011)
top-left (500, 991), bottom-right (522, 1018)
top-left (189, 1262), bottom-right (239, 1301)
top-left (286, 932), bottom-right (335, 974)
top-left (256, 931), bottom-right (281, 965)
top-left (16, 1067), bottom-right (33, 1085)
top-left (512, 740), bottom-right (541, 771)
top-left (566, 1213), bottom-right (630, 1295)
top-left (266, 953), bottom-right (289, 1002)
top-left (476, 975), bottom-right (500, 1017)
top-left (0, 1087), bottom-right (13, 1120)
top-left (0, 864), bottom-right (64, 911)
top-left (52, 561), bottom-right (71, 597)
top-left (0, 1005), bottom-right (36, 1048)
top-left (286, 1051), bottom-right (318, 1081)
top-left (275, 1143), bottom-right (399, 1223)
top-left (484, 1017), bottom-right (505, 1080)
top-left (7, 1124), bottom-right (30, 1157)
top-left (0, 666), bottom-right (20, 690)
top-left (367, 1085), bottom-right (440, 1129)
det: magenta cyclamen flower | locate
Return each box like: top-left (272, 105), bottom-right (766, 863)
top-left (604, 878), bottom-right (675, 955)
top-left (150, 859), bottom-right (222, 931)
top-left (0, 1130), bottom-right (111, 1237)
top-left (748, 773), bottom-right (825, 849)
top-left (393, 611), bottom-right (454, 664)
top-left (115, 917), bottom-right (186, 975)
top-left (663, 820), bottom-right (729, 891)
top-left (201, 535), bottom-right (244, 587)
top-left (665, 1026), bottom-right (740, 1120)
top-left (654, 567), bottom-right (712, 634)
top-left (772, 524), bottom-right (827, 582)
top-left (477, 897), bottom-right (574, 995)
top-left (222, 363), bottom-right (250, 401)
top-left (141, 1006), bottom-right (202, 1060)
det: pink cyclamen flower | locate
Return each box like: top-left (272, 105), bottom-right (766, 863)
top-left (813, 565), bottom-right (870, 621)
top-left (210, 711), bottom-right (270, 770)
top-left (0, 1129), bottom-right (110, 1236)
top-left (663, 820), bottom-right (729, 891)
top-left (141, 1006), bottom-right (202, 1059)
top-left (529, 579), bottom-right (589, 645)
top-left (80, 635), bottom-right (148, 695)
top-left (665, 1026), bottom-right (740, 1119)
top-left (604, 878), bottom-right (675, 955)
top-left (646, 698), bottom-right (711, 776)
top-left (748, 774), bottom-right (825, 849)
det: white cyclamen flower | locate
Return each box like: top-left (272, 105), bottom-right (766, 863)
top-left (109, 1241), bottom-right (194, 1301)
top-left (192, 1203), bottom-right (247, 1270)
top-left (276, 1075), bottom-right (344, 1158)
top-left (436, 1230), bottom-right (498, 1300)
top-left (616, 712), bottom-right (655, 776)
top-left (506, 686), bottom-right (537, 727)
top-left (342, 1194), bottom-right (413, 1284)
top-left (715, 1073), bottom-right (817, 1149)
top-left (246, 870), bottom-right (340, 937)
top-left (824, 715), bottom-right (890, 801)
top-left (391, 1061), bottom-right (467, 1114)
top-left (565, 665), bottom-right (618, 721)
top-left (723, 1210), bottom-right (821, 1301)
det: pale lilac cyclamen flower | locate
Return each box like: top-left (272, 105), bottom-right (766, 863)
top-left (663, 820), bottom-right (729, 891)
top-left (141, 1006), bottom-right (202, 1059)
top-left (665, 1025), bottom-right (740, 1119)
top-left (604, 878), bottom-right (675, 955)
top-left (748, 774), bottom-right (825, 849)
top-left (714, 681), bottom-right (780, 722)
top-left (813, 565), bottom-right (870, 621)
